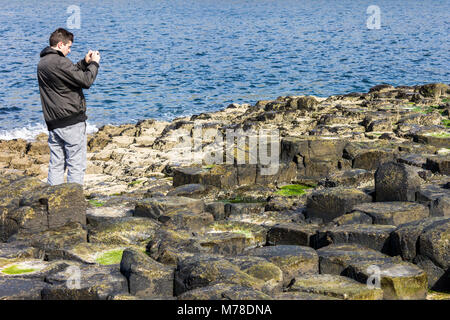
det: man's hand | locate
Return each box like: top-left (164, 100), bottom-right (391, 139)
top-left (91, 51), bottom-right (101, 64)
top-left (84, 50), bottom-right (93, 63)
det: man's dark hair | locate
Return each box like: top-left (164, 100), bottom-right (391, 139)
top-left (49, 28), bottom-right (74, 47)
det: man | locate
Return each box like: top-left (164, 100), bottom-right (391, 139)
top-left (37, 28), bottom-right (100, 186)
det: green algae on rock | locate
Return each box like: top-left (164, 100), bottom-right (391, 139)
top-left (96, 249), bottom-right (124, 265)
top-left (275, 184), bottom-right (314, 197)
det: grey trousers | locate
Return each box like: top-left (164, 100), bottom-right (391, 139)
top-left (47, 121), bottom-right (87, 186)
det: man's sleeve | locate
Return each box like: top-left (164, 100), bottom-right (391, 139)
top-left (76, 59), bottom-right (89, 71)
top-left (57, 58), bottom-right (100, 89)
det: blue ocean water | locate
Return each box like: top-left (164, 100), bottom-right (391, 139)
top-left (0, 0), bottom-right (449, 139)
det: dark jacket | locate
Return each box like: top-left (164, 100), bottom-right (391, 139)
top-left (37, 46), bottom-right (99, 130)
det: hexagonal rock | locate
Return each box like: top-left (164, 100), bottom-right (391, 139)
top-left (177, 283), bottom-right (272, 300)
top-left (199, 221), bottom-right (267, 255)
top-left (134, 196), bottom-right (204, 220)
top-left (120, 248), bottom-right (174, 298)
top-left (1, 182), bottom-right (87, 241)
top-left (375, 162), bottom-right (422, 202)
top-left (42, 264), bottom-right (128, 300)
top-left (351, 202), bottom-right (429, 226)
top-left (417, 184), bottom-right (450, 217)
top-left (0, 278), bottom-right (49, 300)
top-left (246, 245), bottom-right (319, 286)
top-left (267, 223), bottom-right (325, 248)
top-left (281, 136), bottom-right (347, 164)
top-left (345, 260), bottom-right (428, 300)
top-left (305, 187), bottom-right (372, 223)
top-left (174, 254), bottom-right (282, 296)
top-left (343, 141), bottom-right (397, 171)
top-left (326, 224), bottom-right (396, 253)
top-left (280, 136), bottom-right (347, 178)
top-left (9, 222), bottom-right (87, 257)
top-left (426, 155), bottom-right (450, 175)
top-left (419, 219), bottom-right (450, 270)
top-left (317, 244), bottom-right (428, 300)
top-left (87, 217), bottom-right (160, 246)
top-left (288, 274), bottom-right (383, 300)
top-left (390, 217), bottom-right (449, 261)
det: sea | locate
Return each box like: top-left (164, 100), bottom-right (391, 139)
top-left (0, 0), bottom-right (448, 140)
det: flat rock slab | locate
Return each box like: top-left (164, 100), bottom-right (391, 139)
top-left (246, 245), bottom-right (319, 286)
top-left (160, 209), bottom-right (214, 230)
top-left (306, 187), bottom-right (372, 223)
top-left (332, 212), bottom-right (373, 226)
top-left (0, 242), bottom-right (41, 260)
top-left (200, 221), bottom-right (267, 255)
top-left (319, 169), bottom-right (373, 188)
top-left (351, 202), bottom-right (429, 225)
top-left (326, 224), bottom-right (396, 253)
top-left (42, 264), bottom-right (128, 300)
top-left (177, 283), bottom-right (272, 300)
top-left (345, 260), bottom-right (428, 300)
top-left (134, 196), bottom-right (204, 220)
top-left (88, 216), bottom-right (160, 246)
top-left (288, 274), bottom-right (383, 300)
top-left (227, 209), bottom-right (302, 228)
top-left (0, 278), bottom-right (49, 300)
top-left (317, 244), bottom-right (389, 275)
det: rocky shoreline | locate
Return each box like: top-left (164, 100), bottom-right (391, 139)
top-left (0, 82), bottom-right (449, 300)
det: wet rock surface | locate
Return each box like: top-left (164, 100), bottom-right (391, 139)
top-left (0, 83), bottom-right (449, 299)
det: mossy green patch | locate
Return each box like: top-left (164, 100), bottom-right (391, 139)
top-left (1, 265), bottom-right (38, 275)
top-left (442, 119), bottom-right (450, 128)
top-left (275, 184), bottom-right (314, 197)
top-left (426, 132), bottom-right (450, 138)
top-left (442, 98), bottom-right (450, 103)
top-left (96, 249), bottom-right (124, 265)
top-left (202, 164), bottom-right (216, 169)
top-left (89, 199), bottom-right (104, 207)
top-left (128, 180), bottom-right (144, 187)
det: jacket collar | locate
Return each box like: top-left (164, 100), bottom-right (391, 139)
top-left (40, 46), bottom-right (65, 58)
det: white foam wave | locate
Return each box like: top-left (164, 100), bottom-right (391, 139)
top-left (0, 122), bottom-right (99, 142)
